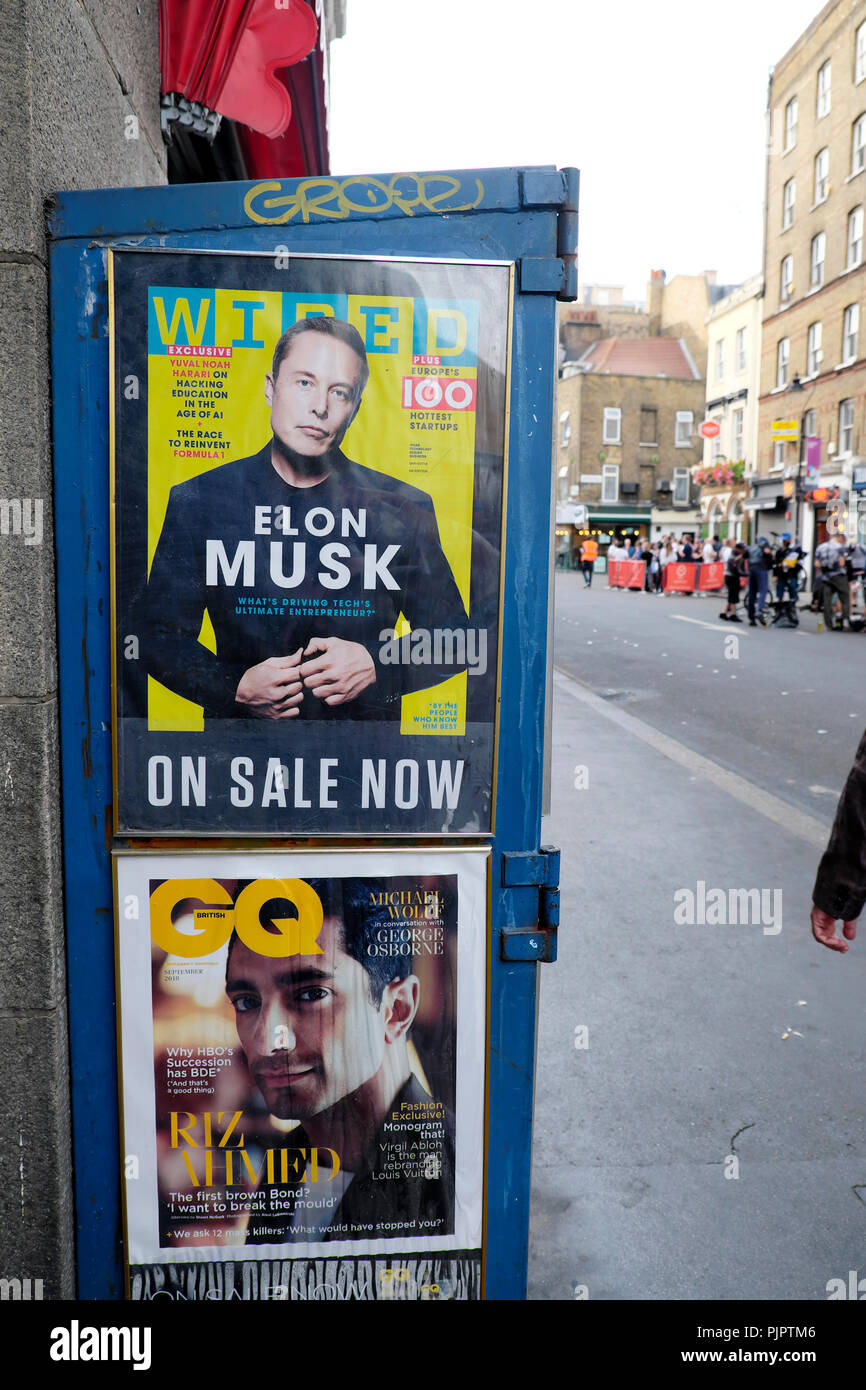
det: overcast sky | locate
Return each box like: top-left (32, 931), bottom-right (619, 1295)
top-left (330, 0), bottom-right (827, 303)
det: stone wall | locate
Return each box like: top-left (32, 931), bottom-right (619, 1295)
top-left (0, 0), bottom-right (164, 1298)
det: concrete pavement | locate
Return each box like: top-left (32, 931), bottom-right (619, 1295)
top-left (527, 574), bottom-right (866, 1300)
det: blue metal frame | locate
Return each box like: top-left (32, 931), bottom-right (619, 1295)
top-left (49, 166), bottom-right (574, 1299)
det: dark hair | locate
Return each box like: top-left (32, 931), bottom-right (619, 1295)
top-left (225, 877), bottom-right (432, 1007)
top-left (271, 316), bottom-right (369, 398)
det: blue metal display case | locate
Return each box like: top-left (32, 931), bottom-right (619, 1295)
top-left (48, 165), bottom-right (578, 1299)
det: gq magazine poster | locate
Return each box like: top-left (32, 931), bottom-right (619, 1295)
top-left (110, 249), bottom-right (511, 835)
top-left (117, 848), bottom-right (487, 1302)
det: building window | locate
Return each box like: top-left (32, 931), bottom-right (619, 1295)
top-left (857, 21), bottom-right (866, 84)
top-left (601, 463), bottom-right (619, 501)
top-left (853, 115), bottom-right (866, 174)
top-left (711, 424), bottom-right (723, 462)
top-left (807, 321), bottom-right (822, 376)
top-left (780, 255), bottom-right (794, 304)
top-left (732, 407), bottom-right (744, 460)
top-left (776, 337), bottom-right (789, 388)
top-left (672, 467), bottom-right (689, 504)
top-left (714, 338), bottom-right (724, 380)
top-left (800, 408), bottom-right (817, 461)
top-left (814, 147), bottom-right (829, 203)
top-left (784, 95), bottom-right (798, 150)
top-left (847, 206), bottom-right (863, 268)
top-left (735, 326), bottom-right (747, 373)
top-left (810, 232), bottom-right (826, 288)
top-left (839, 398), bottom-right (855, 456)
top-left (843, 303), bottom-right (860, 363)
top-left (816, 60), bottom-right (831, 119)
top-left (675, 410), bottom-right (693, 446)
top-left (782, 177), bottom-right (795, 228)
top-left (772, 440), bottom-right (786, 470)
top-left (559, 409), bottom-right (571, 449)
top-left (602, 406), bottom-right (621, 443)
top-left (639, 406), bottom-right (658, 444)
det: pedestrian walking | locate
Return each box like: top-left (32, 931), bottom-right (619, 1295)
top-left (579, 534), bottom-right (598, 587)
top-left (720, 542), bottom-right (748, 622)
top-left (746, 535), bottom-right (774, 626)
top-left (814, 530), bottom-right (851, 630)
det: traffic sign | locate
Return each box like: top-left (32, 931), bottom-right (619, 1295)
top-left (771, 419), bottom-right (799, 441)
top-left (699, 420), bottom-right (720, 439)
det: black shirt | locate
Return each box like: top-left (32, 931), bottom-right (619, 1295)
top-left (137, 444), bottom-right (471, 719)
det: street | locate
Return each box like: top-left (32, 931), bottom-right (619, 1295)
top-left (527, 570), bottom-right (866, 1300)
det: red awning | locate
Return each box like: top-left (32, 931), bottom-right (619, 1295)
top-left (159, 0), bottom-right (318, 139)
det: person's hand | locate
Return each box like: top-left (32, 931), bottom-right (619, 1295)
top-left (810, 904), bottom-right (857, 953)
top-left (235, 649), bottom-right (304, 719)
top-left (299, 637), bottom-right (376, 706)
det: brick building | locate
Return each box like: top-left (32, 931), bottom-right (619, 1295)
top-left (759, 0), bottom-right (866, 558)
top-left (557, 337), bottom-right (705, 558)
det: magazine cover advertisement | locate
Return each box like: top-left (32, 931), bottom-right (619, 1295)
top-left (110, 249), bottom-right (511, 835)
top-left (116, 848), bottom-right (488, 1301)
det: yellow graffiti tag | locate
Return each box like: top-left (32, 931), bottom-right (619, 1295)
top-left (243, 172), bottom-right (485, 225)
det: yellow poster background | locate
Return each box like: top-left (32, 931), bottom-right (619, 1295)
top-left (146, 288), bottom-right (476, 733)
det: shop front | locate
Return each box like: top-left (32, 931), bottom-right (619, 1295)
top-left (651, 505), bottom-right (703, 541)
top-left (555, 500), bottom-right (588, 568)
top-left (743, 477), bottom-right (789, 544)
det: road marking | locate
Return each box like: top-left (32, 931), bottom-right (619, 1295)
top-left (670, 614), bottom-right (749, 633)
top-left (553, 667), bottom-right (832, 845)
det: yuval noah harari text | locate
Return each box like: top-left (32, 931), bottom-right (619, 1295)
top-left (110, 250), bottom-right (511, 835)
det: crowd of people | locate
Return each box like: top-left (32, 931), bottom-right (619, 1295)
top-left (581, 532), bottom-right (756, 597)
top-left (578, 529), bottom-right (866, 630)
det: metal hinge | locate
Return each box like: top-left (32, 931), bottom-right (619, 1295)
top-left (500, 845), bottom-right (561, 963)
top-left (518, 168), bottom-right (579, 302)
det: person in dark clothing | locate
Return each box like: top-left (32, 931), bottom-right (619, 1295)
top-left (137, 316), bottom-right (472, 722)
top-left (639, 540), bottom-right (654, 591)
top-left (720, 543), bottom-right (748, 621)
top-left (811, 731), bottom-right (866, 953)
top-left (772, 532), bottom-right (802, 624)
top-left (746, 535), bottom-right (774, 626)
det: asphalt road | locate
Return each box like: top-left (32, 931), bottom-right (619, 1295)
top-left (552, 572), bottom-right (866, 821)
top-left (527, 570), bottom-right (866, 1301)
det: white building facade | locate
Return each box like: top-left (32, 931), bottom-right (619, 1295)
top-left (698, 274), bottom-right (764, 540)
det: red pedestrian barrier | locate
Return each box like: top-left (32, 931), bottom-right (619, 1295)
top-left (697, 561), bottom-right (725, 591)
top-left (625, 559), bottom-right (645, 589)
top-left (664, 562), bottom-right (697, 592)
top-left (608, 559), bottom-right (645, 588)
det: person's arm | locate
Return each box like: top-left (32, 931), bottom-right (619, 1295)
top-left (811, 727), bottom-right (866, 951)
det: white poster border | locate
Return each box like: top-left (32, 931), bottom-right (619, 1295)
top-left (115, 846), bottom-right (488, 1268)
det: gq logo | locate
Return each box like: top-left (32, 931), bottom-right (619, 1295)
top-left (149, 878), bottom-right (323, 959)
